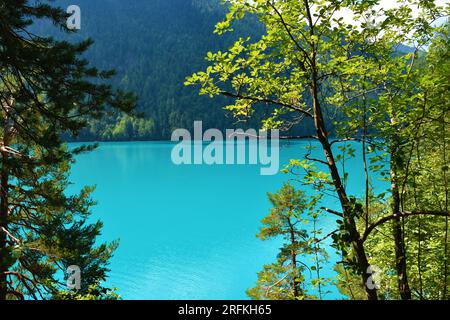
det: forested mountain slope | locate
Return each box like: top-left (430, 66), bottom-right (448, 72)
top-left (33, 0), bottom-right (269, 140)
top-left (35, 0), bottom-right (392, 141)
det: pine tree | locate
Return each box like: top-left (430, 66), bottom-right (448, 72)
top-left (0, 0), bottom-right (136, 299)
top-left (247, 183), bottom-right (328, 300)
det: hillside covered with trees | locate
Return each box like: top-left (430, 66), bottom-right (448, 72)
top-left (33, 0), bottom-right (272, 141)
top-left (35, 0), bottom-right (418, 142)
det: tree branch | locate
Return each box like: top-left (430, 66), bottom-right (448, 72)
top-left (320, 207), bottom-right (343, 218)
top-left (220, 91), bottom-right (313, 118)
top-left (363, 211), bottom-right (450, 242)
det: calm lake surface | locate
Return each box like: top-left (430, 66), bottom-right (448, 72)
top-left (69, 141), bottom-right (384, 300)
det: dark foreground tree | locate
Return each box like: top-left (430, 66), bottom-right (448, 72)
top-left (0, 1), bottom-right (136, 299)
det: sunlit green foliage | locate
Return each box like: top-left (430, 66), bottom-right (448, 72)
top-left (188, 0), bottom-right (450, 299)
top-left (247, 183), bottom-right (330, 300)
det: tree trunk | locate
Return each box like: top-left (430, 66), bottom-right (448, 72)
top-left (0, 98), bottom-right (14, 300)
top-left (390, 144), bottom-right (412, 300)
top-left (302, 0), bottom-right (377, 299)
top-left (287, 217), bottom-right (300, 298)
top-left (0, 155), bottom-right (8, 300)
top-left (442, 115), bottom-right (448, 300)
top-left (309, 77), bottom-right (378, 300)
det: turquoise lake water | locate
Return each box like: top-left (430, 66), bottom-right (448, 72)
top-left (69, 140), bottom-right (384, 300)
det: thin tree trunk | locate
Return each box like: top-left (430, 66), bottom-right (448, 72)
top-left (309, 76), bottom-right (377, 300)
top-left (0, 153), bottom-right (8, 301)
top-left (302, 0), bottom-right (377, 299)
top-left (412, 162), bottom-right (424, 299)
top-left (417, 215), bottom-right (424, 299)
top-left (362, 93), bottom-right (370, 230)
top-left (287, 217), bottom-right (300, 298)
top-left (313, 216), bottom-right (323, 299)
top-left (0, 98), bottom-right (14, 300)
top-left (314, 216), bottom-right (323, 300)
top-left (442, 114), bottom-right (448, 299)
top-left (444, 211), bottom-right (449, 300)
top-left (390, 141), bottom-right (412, 300)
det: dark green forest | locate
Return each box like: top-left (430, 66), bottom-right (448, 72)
top-left (32, 0), bottom-right (274, 141)
top-left (33, 0), bottom-right (419, 142)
